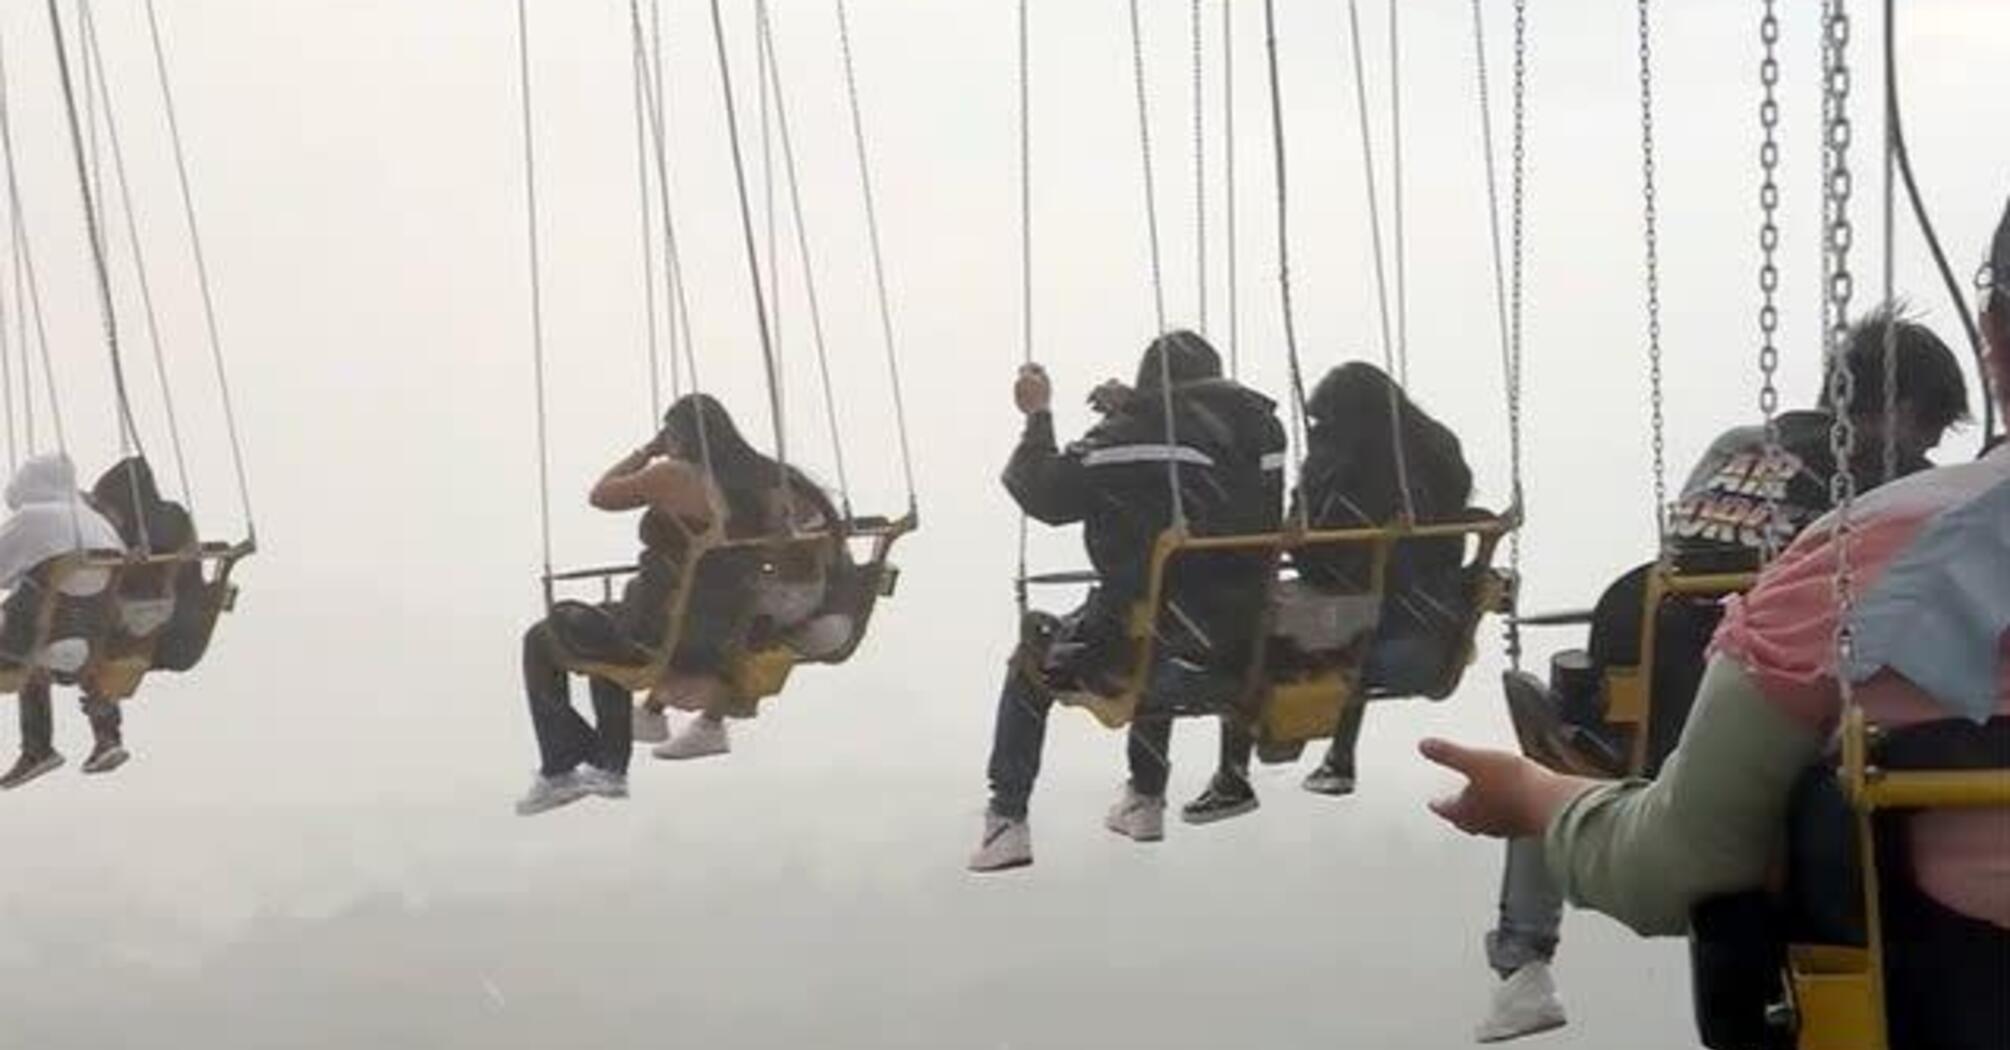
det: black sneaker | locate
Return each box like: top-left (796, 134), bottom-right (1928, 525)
top-left (82, 740), bottom-right (130, 775)
top-left (1, 749), bottom-right (65, 790)
top-left (1181, 773), bottom-right (1260, 825)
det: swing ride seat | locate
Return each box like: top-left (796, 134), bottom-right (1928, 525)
top-left (545, 512), bottom-right (914, 717)
top-left (1687, 709), bottom-right (2010, 1050)
top-left (0, 540), bottom-right (253, 701)
top-left (1036, 506), bottom-right (1519, 744)
top-left (1505, 564), bottom-right (1759, 778)
top-left (77, 540), bottom-right (254, 703)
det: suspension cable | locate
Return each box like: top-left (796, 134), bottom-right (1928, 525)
top-left (706, 0), bottom-right (794, 526)
top-left (47, 0), bottom-right (146, 465)
top-left (1221, 0), bottom-right (1238, 379)
top-left (1261, 0), bottom-right (1309, 517)
top-left (141, 0), bottom-right (255, 538)
top-left (833, 0), bottom-right (917, 510)
top-left (0, 217), bottom-right (12, 471)
top-left (1636, 0), bottom-right (1668, 547)
top-left (1387, 0), bottom-right (1409, 389)
top-left (0, 33), bottom-right (64, 458)
top-left (1756, 0), bottom-right (1785, 558)
top-left (1821, 0), bottom-right (1860, 710)
top-left (513, 0), bottom-right (554, 581)
top-left (1470, 0), bottom-right (1525, 666)
top-left (1883, 5), bottom-right (1991, 450)
top-left (756, 0), bottom-right (853, 519)
top-left (1191, 0), bottom-right (1206, 336)
top-left (629, 0), bottom-right (663, 425)
top-left (80, 0), bottom-right (194, 534)
top-left (1127, 0), bottom-right (1184, 530)
top-left (758, 1), bottom-right (784, 452)
top-left (1343, 0), bottom-right (1415, 523)
top-left (1878, 0), bottom-right (1896, 486)
top-left (627, 0), bottom-right (711, 478)
top-left (649, 0), bottom-right (680, 401)
top-left (1015, 0), bottom-right (1032, 611)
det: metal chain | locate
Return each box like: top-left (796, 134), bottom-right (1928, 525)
top-left (1821, 0), bottom-right (1860, 704)
top-left (1387, 0), bottom-right (1408, 389)
top-left (629, 0), bottom-right (663, 425)
top-left (1127, 0), bottom-right (1169, 335)
top-left (1221, 0), bottom-right (1238, 378)
top-left (1756, 0), bottom-right (1785, 557)
top-left (514, 0), bottom-right (554, 582)
top-left (1261, 0), bottom-right (1310, 516)
top-left (1470, 0), bottom-right (1526, 666)
top-left (1016, 0), bottom-right (1031, 611)
top-left (1637, 0), bottom-right (1668, 549)
top-left (1191, 0), bottom-right (1207, 335)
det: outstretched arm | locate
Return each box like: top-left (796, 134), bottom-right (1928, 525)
top-left (1423, 656), bottom-right (1822, 936)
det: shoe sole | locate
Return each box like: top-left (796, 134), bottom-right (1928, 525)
top-left (1181, 797), bottom-right (1260, 825)
top-left (1476, 1015), bottom-right (1567, 1043)
top-left (1, 755), bottom-right (65, 790)
top-left (652, 745), bottom-right (729, 761)
top-left (1302, 778), bottom-right (1356, 797)
top-left (82, 751), bottom-right (130, 775)
top-left (1104, 822), bottom-right (1165, 842)
top-left (515, 789), bottom-right (591, 816)
top-left (967, 856), bottom-right (1033, 874)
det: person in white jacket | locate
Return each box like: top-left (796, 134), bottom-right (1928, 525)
top-left (0, 453), bottom-right (127, 789)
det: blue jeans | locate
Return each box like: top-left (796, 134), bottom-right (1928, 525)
top-left (984, 660), bottom-right (1171, 820)
top-left (1486, 836), bottom-right (1563, 976)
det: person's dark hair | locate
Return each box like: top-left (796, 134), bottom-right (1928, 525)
top-left (660, 393), bottom-right (837, 535)
top-left (1821, 307), bottom-right (1970, 434)
top-left (1135, 329), bottom-right (1222, 389)
top-left (1305, 361), bottom-right (1472, 520)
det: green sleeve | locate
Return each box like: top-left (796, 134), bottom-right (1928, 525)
top-left (1543, 657), bottom-right (1825, 935)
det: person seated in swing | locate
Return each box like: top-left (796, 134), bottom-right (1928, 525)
top-left (514, 393), bottom-right (842, 815)
top-left (1182, 361), bottom-right (1476, 824)
top-left (1475, 311), bottom-right (1973, 1042)
top-left (1430, 199), bottom-right (2010, 1050)
top-left (968, 330), bottom-right (1286, 873)
top-left (0, 453), bottom-right (128, 789)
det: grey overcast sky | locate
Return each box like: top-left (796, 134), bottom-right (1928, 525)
top-left (2, 2), bottom-right (2005, 1048)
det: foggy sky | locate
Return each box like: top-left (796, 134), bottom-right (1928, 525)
top-left (2, 1), bottom-right (2005, 1048)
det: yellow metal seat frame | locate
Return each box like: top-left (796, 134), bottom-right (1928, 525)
top-left (1054, 508), bottom-right (1519, 747)
top-left (1598, 565), bottom-right (1759, 774)
top-left (1771, 709), bottom-right (2010, 1050)
top-left (0, 539), bottom-right (254, 700)
top-left (546, 512), bottom-right (915, 717)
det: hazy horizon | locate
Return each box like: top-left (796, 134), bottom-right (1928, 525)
top-left (2, 1), bottom-right (2005, 1047)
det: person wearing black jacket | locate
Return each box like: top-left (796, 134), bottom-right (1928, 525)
top-left (968, 330), bottom-right (1285, 873)
top-left (1182, 362), bottom-right (1476, 824)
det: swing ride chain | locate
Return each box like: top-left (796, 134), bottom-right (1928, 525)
top-left (1221, 0), bottom-right (1238, 378)
top-left (1821, 0), bottom-right (1860, 695)
top-left (1756, 0), bottom-right (1785, 557)
top-left (1015, 0), bottom-right (1032, 613)
top-left (1191, 0), bottom-right (1206, 336)
top-left (1470, 0), bottom-right (1527, 666)
top-left (1636, 0), bottom-right (1668, 547)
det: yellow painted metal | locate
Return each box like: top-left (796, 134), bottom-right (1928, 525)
top-left (1597, 563), bottom-right (1758, 773)
top-left (1261, 672), bottom-right (1351, 744)
top-left (1787, 945), bottom-right (1883, 1050)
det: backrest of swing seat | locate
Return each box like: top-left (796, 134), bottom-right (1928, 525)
top-left (1603, 569), bottom-right (1756, 733)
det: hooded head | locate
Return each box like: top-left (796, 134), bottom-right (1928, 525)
top-left (1135, 329), bottom-right (1223, 390)
top-left (6, 453), bottom-right (80, 512)
top-left (90, 457), bottom-right (169, 542)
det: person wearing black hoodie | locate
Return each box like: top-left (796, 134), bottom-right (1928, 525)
top-left (968, 330), bottom-right (1286, 873)
top-left (1182, 361), bottom-right (1477, 824)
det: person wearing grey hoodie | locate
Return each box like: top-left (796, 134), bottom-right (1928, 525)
top-left (0, 453), bottom-right (128, 789)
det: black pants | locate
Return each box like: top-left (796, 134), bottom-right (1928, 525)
top-left (522, 621), bottom-right (631, 777)
top-left (14, 679), bottom-right (122, 758)
top-left (984, 659), bottom-right (1171, 820)
top-left (1885, 886), bottom-right (2010, 1050)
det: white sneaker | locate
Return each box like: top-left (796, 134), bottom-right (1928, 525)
top-left (1103, 783), bottom-right (1166, 842)
top-left (967, 812), bottom-right (1032, 873)
top-left (632, 705), bottom-right (671, 744)
top-left (1475, 962), bottom-right (1567, 1043)
top-left (514, 771), bottom-right (589, 816)
top-left (577, 766), bottom-right (629, 801)
top-left (653, 716), bottom-right (730, 761)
